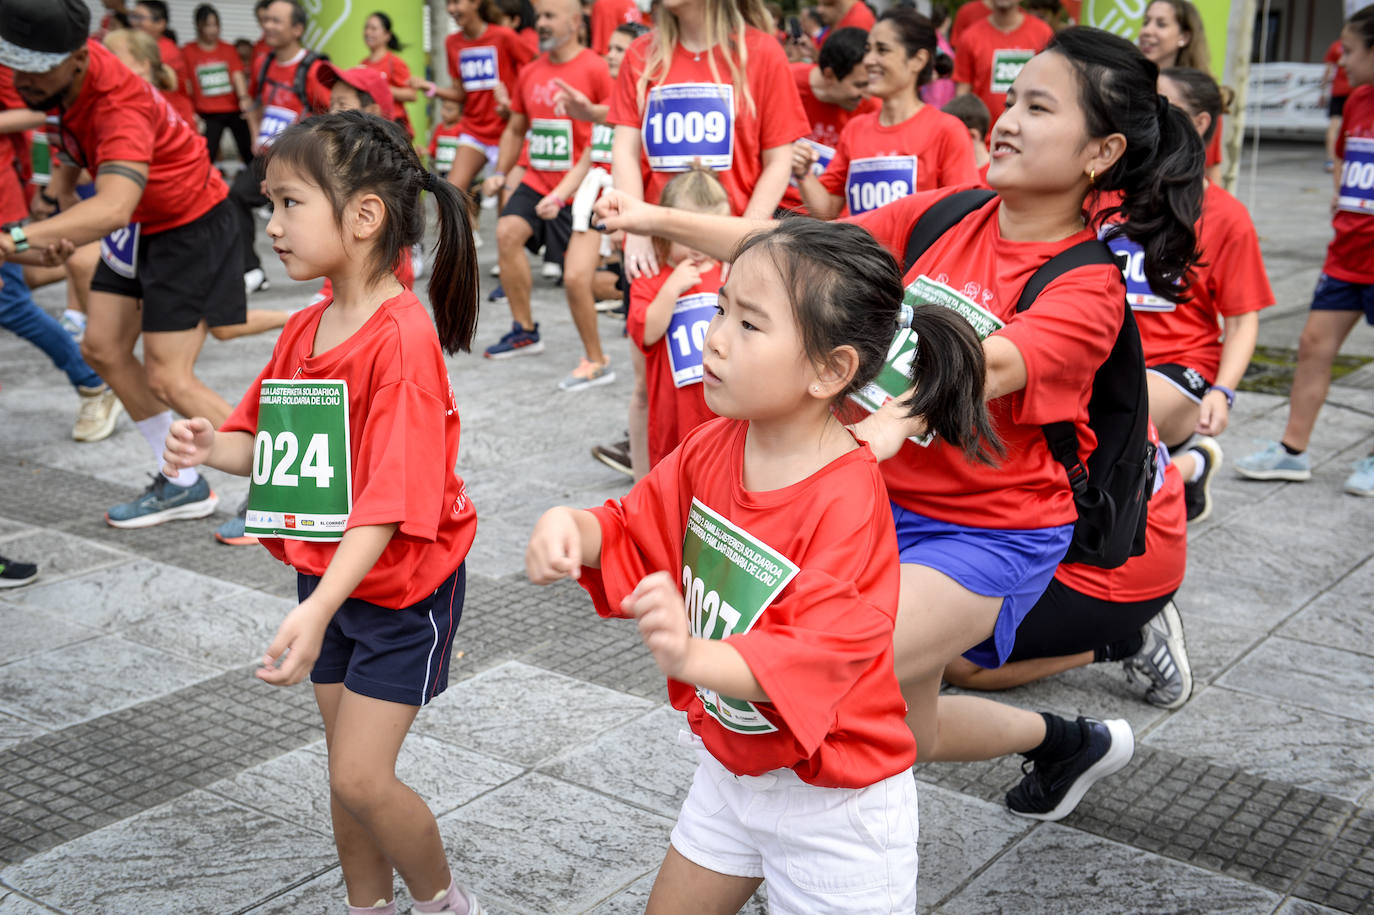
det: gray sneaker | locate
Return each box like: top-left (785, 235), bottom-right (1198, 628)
top-left (1234, 441), bottom-right (1311, 481)
top-left (1123, 600), bottom-right (1193, 709)
top-left (106, 475), bottom-right (218, 529)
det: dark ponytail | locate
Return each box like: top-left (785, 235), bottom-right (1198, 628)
top-left (1048, 27), bottom-right (1203, 303)
top-left (877, 8), bottom-right (938, 88)
top-left (904, 305), bottom-right (1002, 465)
top-left (262, 111), bottom-right (478, 353)
top-left (370, 12), bottom-right (404, 51)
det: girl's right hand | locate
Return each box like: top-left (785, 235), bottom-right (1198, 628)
top-left (526, 507), bottom-right (583, 583)
top-left (162, 417), bottom-right (216, 478)
top-left (790, 140), bottom-right (817, 179)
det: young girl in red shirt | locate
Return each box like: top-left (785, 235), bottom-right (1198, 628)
top-left (161, 111), bottom-right (484, 915)
top-left (528, 218), bottom-right (997, 912)
top-left (596, 26), bottom-right (1206, 822)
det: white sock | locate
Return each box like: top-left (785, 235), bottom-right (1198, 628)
top-left (136, 411), bottom-right (198, 487)
top-left (1185, 450), bottom-right (1207, 483)
top-left (63, 309), bottom-right (87, 331)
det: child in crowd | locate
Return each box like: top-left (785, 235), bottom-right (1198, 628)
top-left (527, 218), bottom-right (999, 912)
top-left (631, 167), bottom-right (729, 468)
top-left (941, 93), bottom-right (992, 182)
top-left (429, 97), bottom-right (464, 181)
top-left (161, 111), bottom-right (482, 915)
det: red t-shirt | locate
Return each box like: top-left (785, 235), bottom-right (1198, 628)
top-left (251, 49), bottom-right (331, 148)
top-left (446, 24), bottom-right (537, 146)
top-left (608, 29), bottom-right (810, 214)
top-left (817, 1), bottom-right (877, 47)
top-left (592, 0), bottom-right (646, 55)
top-left (0, 67), bottom-right (28, 224)
top-left (182, 40), bottom-right (244, 115)
top-left (950, 0), bottom-right (991, 52)
top-left (818, 104), bottom-right (978, 215)
top-left (1205, 116), bottom-right (1222, 168)
top-left (1327, 84), bottom-right (1374, 284)
top-left (161, 83), bottom-right (198, 127)
top-left (48, 41), bottom-right (225, 234)
top-left (951, 14), bottom-right (1053, 122)
top-left (1326, 39), bottom-right (1351, 100)
top-left (221, 290), bottom-right (476, 609)
top-left (579, 417), bottom-right (916, 785)
top-left (157, 35), bottom-right (193, 100)
top-left (510, 49), bottom-right (614, 196)
top-left (628, 263), bottom-right (723, 466)
top-left (779, 62), bottom-right (881, 211)
top-left (845, 187), bottom-right (1123, 529)
top-left (360, 51), bottom-right (414, 134)
top-left (429, 121), bottom-right (465, 173)
top-left (1126, 181), bottom-right (1273, 378)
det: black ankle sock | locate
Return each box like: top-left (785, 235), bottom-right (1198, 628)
top-left (1024, 713), bottom-right (1084, 762)
top-left (1095, 632), bottom-right (1145, 663)
top-left (1281, 441), bottom-right (1304, 456)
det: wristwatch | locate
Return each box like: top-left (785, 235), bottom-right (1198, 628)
top-left (6, 225), bottom-right (28, 254)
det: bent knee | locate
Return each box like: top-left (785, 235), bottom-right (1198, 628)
top-left (495, 217), bottom-right (531, 250)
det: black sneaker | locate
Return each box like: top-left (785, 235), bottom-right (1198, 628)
top-left (591, 439), bottom-right (633, 478)
top-left (1006, 717), bottom-right (1134, 821)
top-left (0, 554), bottom-right (38, 588)
top-left (1183, 436), bottom-right (1222, 522)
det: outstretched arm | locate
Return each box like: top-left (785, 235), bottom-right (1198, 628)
top-left (595, 189), bottom-right (775, 264)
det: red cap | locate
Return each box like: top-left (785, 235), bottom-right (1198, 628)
top-left (318, 63), bottom-right (396, 120)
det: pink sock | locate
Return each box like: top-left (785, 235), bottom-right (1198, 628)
top-left (346, 900), bottom-right (396, 915)
top-left (411, 877), bottom-right (469, 915)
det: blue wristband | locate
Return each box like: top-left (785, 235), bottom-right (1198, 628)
top-left (1210, 384), bottom-right (1235, 407)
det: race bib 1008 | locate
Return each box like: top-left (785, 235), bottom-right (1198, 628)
top-left (643, 83), bottom-right (734, 172)
top-left (681, 499), bottom-right (799, 734)
top-left (666, 291), bottom-right (717, 388)
top-left (528, 117), bottom-right (574, 171)
top-left (196, 62), bottom-right (232, 97)
top-left (590, 122), bottom-right (615, 164)
top-left (1102, 230), bottom-right (1173, 311)
top-left (245, 379), bottom-right (353, 541)
top-left (991, 48), bottom-right (1035, 94)
top-left (844, 155), bottom-right (916, 215)
top-left (1338, 137), bottom-right (1374, 215)
top-left (256, 104), bottom-right (297, 148)
top-left (99, 223), bottom-right (141, 280)
top-left (435, 134), bottom-right (460, 169)
top-left (459, 45), bottom-right (499, 91)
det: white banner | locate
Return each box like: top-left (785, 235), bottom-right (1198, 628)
top-left (1244, 62), bottom-right (1329, 133)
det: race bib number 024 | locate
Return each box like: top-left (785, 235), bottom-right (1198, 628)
top-left (245, 379), bottom-right (353, 541)
top-left (643, 83), bottom-right (734, 172)
top-left (666, 292), bottom-right (717, 388)
top-left (681, 499), bottom-right (799, 734)
top-left (844, 155), bottom-right (916, 215)
top-left (1338, 137), bottom-right (1374, 215)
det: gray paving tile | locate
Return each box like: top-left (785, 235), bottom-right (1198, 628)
top-left (0, 602), bottom-right (97, 667)
top-left (583, 872), bottom-right (768, 915)
top-left (0, 888), bottom-right (60, 913)
top-left (0, 713), bottom-right (46, 753)
top-left (0, 530), bottom-right (127, 582)
top-left (121, 589), bottom-right (293, 671)
top-left (1189, 528), bottom-right (1349, 595)
top-left (1276, 898), bottom-right (1354, 915)
top-left (6, 559), bottom-right (245, 631)
top-left (16, 428), bottom-right (160, 491)
top-left (436, 772), bottom-right (674, 913)
top-left (1218, 637), bottom-right (1374, 724)
top-left (0, 635), bottom-right (218, 729)
top-left (0, 790), bottom-right (336, 914)
top-left (412, 661), bottom-right (657, 767)
top-left (1279, 592), bottom-right (1374, 658)
top-left (1146, 687), bottom-right (1374, 803)
top-left (1172, 564), bottom-right (1325, 632)
top-left (539, 706), bottom-right (694, 818)
top-left (938, 824), bottom-right (1282, 915)
top-left (0, 519), bottom-right (34, 540)
top-left (913, 783), bottom-right (1031, 912)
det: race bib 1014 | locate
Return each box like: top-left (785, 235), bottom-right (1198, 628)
top-left (991, 48), bottom-right (1035, 94)
top-left (844, 155), bottom-right (916, 215)
top-left (1338, 137), bottom-right (1374, 215)
top-left (666, 291), bottom-right (717, 388)
top-left (459, 45), bottom-right (499, 91)
top-left (681, 499), bottom-right (799, 734)
top-left (528, 117), bottom-right (574, 171)
top-left (643, 83), bottom-right (734, 172)
top-left (245, 379), bottom-right (353, 541)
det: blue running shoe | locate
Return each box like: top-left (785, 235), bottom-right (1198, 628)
top-left (1234, 441), bottom-right (1311, 482)
top-left (483, 321), bottom-right (544, 359)
top-left (487, 283), bottom-right (507, 304)
top-left (215, 500), bottom-right (259, 545)
top-left (1343, 455), bottom-right (1374, 497)
top-left (106, 475), bottom-right (218, 529)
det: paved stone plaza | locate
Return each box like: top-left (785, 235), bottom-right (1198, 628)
top-left (0, 141), bottom-right (1371, 913)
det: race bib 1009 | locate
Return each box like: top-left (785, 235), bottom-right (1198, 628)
top-left (844, 155), bottom-right (916, 215)
top-left (681, 499), bottom-right (799, 734)
top-left (991, 48), bottom-right (1035, 94)
top-left (1338, 137), bottom-right (1374, 215)
top-left (666, 291), bottom-right (717, 388)
top-left (245, 379), bottom-right (353, 541)
top-left (196, 62), bottom-right (232, 97)
top-left (528, 117), bottom-right (574, 171)
top-left (459, 45), bottom-right (499, 91)
top-left (1102, 229), bottom-right (1173, 311)
top-left (256, 104), bottom-right (297, 148)
top-left (100, 223), bottom-right (141, 280)
top-left (590, 122), bottom-right (614, 164)
top-left (643, 83), bottom-right (734, 172)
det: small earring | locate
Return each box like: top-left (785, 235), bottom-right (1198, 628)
top-left (1088, 167), bottom-right (1096, 185)
top-left (810, 385), bottom-right (820, 394)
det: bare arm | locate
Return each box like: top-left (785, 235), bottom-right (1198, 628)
top-left (526, 505), bottom-right (605, 583)
top-left (11, 161), bottom-right (146, 252)
top-left (596, 189), bottom-right (776, 263)
top-left (741, 143), bottom-right (794, 220)
top-left (1197, 311), bottom-right (1259, 436)
top-left (0, 108), bottom-right (44, 134)
top-left (797, 172), bottom-right (842, 220)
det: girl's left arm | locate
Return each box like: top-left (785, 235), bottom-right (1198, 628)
top-left (742, 143), bottom-right (797, 219)
top-left (1197, 311), bottom-right (1258, 436)
top-left (256, 522), bottom-right (399, 686)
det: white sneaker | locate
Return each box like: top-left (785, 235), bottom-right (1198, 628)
top-left (411, 242), bottom-right (427, 280)
top-left (472, 229), bottom-right (484, 249)
top-left (489, 262), bottom-right (500, 277)
top-left (540, 261), bottom-right (563, 281)
top-left (73, 385), bottom-right (123, 442)
top-left (244, 268), bottom-right (269, 295)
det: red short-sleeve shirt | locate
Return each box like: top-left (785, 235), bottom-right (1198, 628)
top-left (182, 40), bottom-right (244, 115)
top-left (360, 51), bottom-right (414, 133)
top-left (779, 63), bottom-right (881, 211)
top-left (0, 67), bottom-right (28, 224)
top-left (509, 49), bottom-right (614, 197)
top-left (1326, 39), bottom-right (1351, 100)
top-left (818, 1), bottom-right (876, 47)
top-left (579, 417), bottom-right (916, 786)
top-left (950, 0), bottom-right (992, 51)
top-left (591, 0), bottom-right (647, 55)
top-left (951, 14), bottom-right (1053, 123)
top-left (446, 24), bottom-right (537, 146)
top-left (1327, 84), bottom-right (1374, 284)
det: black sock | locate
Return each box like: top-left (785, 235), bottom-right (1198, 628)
top-left (1024, 713), bottom-right (1085, 762)
top-left (1095, 632), bottom-right (1145, 663)
top-left (1281, 441), bottom-right (1304, 456)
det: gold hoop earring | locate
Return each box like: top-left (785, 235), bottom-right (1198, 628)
top-left (1088, 168), bottom-right (1096, 185)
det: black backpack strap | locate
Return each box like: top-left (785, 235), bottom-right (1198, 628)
top-left (1014, 239), bottom-right (1118, 497)
top-left (294, 50), bottom-right (321, 109)
top-left (255, 53), bottom-right (272, 104)
top-left (903, 189), bottom-right (996, 273)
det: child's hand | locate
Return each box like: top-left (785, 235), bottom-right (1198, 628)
top-left (526, 507), bottom-right (583, 583)
top-left (623, 571), bottom-right (690, 680)
top-left (790, 140), bottom-right (817, 179)
top-left (1196, 390), bottom-right (1230, 436)
top-left (667, 259), bottom-right (706, 296)
top-left (163, 417), bottom-right (216, 478)
top-left (256, 599), bottom-right (331, 687)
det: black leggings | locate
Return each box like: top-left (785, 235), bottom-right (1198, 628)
top-left (229, 163), bottom-right (267, 273)
top-left (1006, 578), bottom-right (1174, 663)
top-left (200, 111), bottom-right (253, 166)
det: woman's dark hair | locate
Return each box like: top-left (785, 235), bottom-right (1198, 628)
top-left (193, 4), bottom-right (220, 30)
top-left (496, 0), bottom-right (537, 31)
top-left (137, 0), bottom-right (178, 42)
top-left (1049, 27), bottom-right (1203, 303)
top-left (1160, 66), bottom-right (1222, 144)
top-left (817, 26), bottom-right (868, 81)
top-left (876, 8), bottom-right (938, 89)
top-left (934, 50), bottom-right (953, 78)
top-left (1350, 4), bottom-right (1374, 47)
top-left (613, 21), bottom-right (650, 40)
top-left (930, 2), bottom-right (948, 30)
top-left (263, 111), bottom-right (478, 353)
top-left (369, 12), bottom-right (403, 51)
top-left (732, 219), bottom-right (1000, 464)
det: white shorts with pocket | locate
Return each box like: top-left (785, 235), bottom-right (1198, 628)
top-left (670, 744), bottom-right (919, 914)
top-left (572, 165), bottom-right (614, 232)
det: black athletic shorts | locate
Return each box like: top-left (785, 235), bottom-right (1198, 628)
top-left (1006, 578), bottom-right (1174, 663)
top-left (89, 198), bottom-right (247, 332)
top-left (1330, 94), bottom-right (1347, 118)
top-left (1148, 362), bottom-right (1212, 404)
top-left (500, 182), bottom-right (573, 256)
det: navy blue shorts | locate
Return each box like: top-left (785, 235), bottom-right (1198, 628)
top-left (1311, 273), bottom-right (1374, 325)
top-left (302, 564), bottom-right (465, 706)
top-left (890, 503), bottom-right (1072, 669)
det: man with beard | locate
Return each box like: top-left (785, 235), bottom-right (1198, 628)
top-left (0, 0), bottom-right (243, 529)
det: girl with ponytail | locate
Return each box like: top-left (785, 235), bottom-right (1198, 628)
top-left (161, 110), bottom-right (485, 915)
top-left (595, 25), bottom-right (1205, 822)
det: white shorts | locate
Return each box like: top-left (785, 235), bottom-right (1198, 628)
top-left (572, 165), bottom-right (614, 232)
top-left (456, 134), bottom-right (500, 176)
top-left (670, 746), bottom-right (919, 914)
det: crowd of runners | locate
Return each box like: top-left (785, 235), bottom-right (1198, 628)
top-left (0, 0), bottom-right (1372, 911)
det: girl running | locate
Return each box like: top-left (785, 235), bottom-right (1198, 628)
top-left (597, 26), bottom-right (1206, 821)
top-left (360, 12), bottom-right (418, 138)
top-left (1236, 5), bottom-right (1374, 497)
top-left (161, 110), bottom-right (482, 915)
top-left (794, 8), bottom-right (977, 219)
top-left (182, 3), bottom-right (253, 166)
top-left (527, 217), bottom-right (998, 913)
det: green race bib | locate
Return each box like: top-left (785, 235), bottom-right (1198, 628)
top-left (528, 117), bottom-right (573, 171)
top-left (904, 274), bottom-right (1005, 339)
top-left (991, 49), bottom-right (1035, 94)
top-left (681, 499), bottom-right (799, 735)
top-left (196, 62), bottom-right (232, 97)
top-left (435, 134), bottom-right (460, 168)
top-left (30, 131), bottom-right (50, 186)
top-left (590, 122), bottom-right (614, 165)
top-left (245, 379), bottom-right (353, 541)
